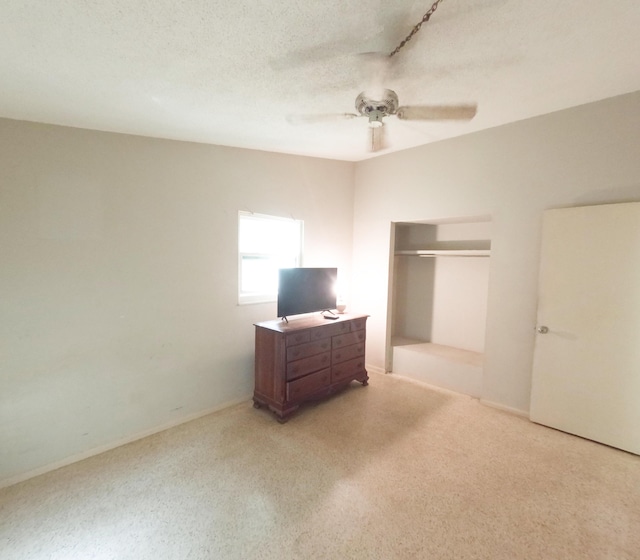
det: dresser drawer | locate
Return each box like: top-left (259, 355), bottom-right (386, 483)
top-left (332, 330), bottom-right (366, 349)
top-left (332, 343), bottom-right (365, 365)
top-left (331, 356), bottom-right (366, 383)
top-left (285, 331), bottom-right (310, 346)
top-left (309, 321), bottom-right (349, 340)
top-left (286, 352), bottom-right (331, 380)
top-left (287, 338), bottom-right (331, 362)
top-left (349, 318), bottom-right (367, 332)
top-left (287, 368), bottom-right (331, 401)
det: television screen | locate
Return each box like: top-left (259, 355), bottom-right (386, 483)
top-left (277, 268), bottom-right (337, 319)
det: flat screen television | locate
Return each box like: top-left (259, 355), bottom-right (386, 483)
top-left (277, 267), bottom-right (337, 319)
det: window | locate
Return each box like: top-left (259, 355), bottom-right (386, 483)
top-left (238, 211), bottom-right (303, 304)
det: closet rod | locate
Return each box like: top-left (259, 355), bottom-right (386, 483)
top-left (395, 249), bottom-right (491, 258)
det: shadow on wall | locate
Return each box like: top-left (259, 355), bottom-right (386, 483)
top-left (572, 182), bottom-right (640, 208)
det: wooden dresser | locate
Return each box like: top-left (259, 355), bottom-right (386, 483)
top-left (253, 313), bottom-right (368, 422)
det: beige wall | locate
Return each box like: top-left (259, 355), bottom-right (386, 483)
top-left (0, 119), bottom-right (355, 485)
top-left (352, 91), bottom-right (640, 414)
top-left (430, 221), bottom-right (490, 353)
top-left (3, 90), bottom-right (640, 485)
top-left (430, 257), bottom-right (490, 353)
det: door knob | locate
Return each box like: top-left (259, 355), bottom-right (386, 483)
top-left (537, 326), bottom-right (549, 334)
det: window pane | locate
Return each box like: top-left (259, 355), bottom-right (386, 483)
top-left (238, 212), bottom-right (302, 304)
top-left (239, 215), bottom-right (300, 255)
top-left (241, 256), bottom-right (278, 294)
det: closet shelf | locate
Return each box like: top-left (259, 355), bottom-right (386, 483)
top-left (395, 249), bottom-right (491, 257)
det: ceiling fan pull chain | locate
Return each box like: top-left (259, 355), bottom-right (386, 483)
top-left (389, 0), bottom-right (445, 57)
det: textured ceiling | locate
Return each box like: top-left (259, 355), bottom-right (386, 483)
top-left (1, 1), bottom-right (639, 161)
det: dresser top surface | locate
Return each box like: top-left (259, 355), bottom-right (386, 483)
top-left (255, 313), bottom-right (368, 334)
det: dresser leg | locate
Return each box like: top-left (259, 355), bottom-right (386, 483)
top-left (273, 404), bottom-right (299, 423)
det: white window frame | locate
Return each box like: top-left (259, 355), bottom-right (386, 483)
top-left (238, 211), bottom-right (303, 305)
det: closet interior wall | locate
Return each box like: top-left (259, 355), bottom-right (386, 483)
top-left (389, 218), bottom-right (491, 396)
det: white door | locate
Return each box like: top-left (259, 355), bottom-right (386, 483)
top-left (530, 202), bottom-right (640, 455)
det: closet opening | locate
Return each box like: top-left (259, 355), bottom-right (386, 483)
top-left (386, 216), bottom-right (491, 397)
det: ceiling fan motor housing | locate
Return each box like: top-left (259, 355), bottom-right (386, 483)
top-left (356, 89), bottom-right (399, 126)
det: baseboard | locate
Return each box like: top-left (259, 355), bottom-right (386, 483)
top-left (0, 395), bottom-right (252, 490)
top-left (480, 398), bottom-right (529, 418)
top-left (366, 364), bottom-right (386, 375)
top-left (388, 371), bottom-right (476, 397)
top-left (386, 372), bottom-right (530, 418)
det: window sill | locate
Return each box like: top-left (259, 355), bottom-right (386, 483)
top-left (238, 294), bottom-right (276, 306)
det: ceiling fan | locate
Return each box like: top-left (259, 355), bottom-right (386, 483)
top-left (287, 0), bottom-right (477, 152)
top-left (357, 88), bottom-right (476, 151)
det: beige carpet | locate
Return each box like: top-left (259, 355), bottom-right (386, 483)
top-left (1, 372), bottom-right (639, 559)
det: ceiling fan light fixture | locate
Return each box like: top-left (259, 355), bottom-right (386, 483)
top-left (368, 112), bottom-right (385, 128)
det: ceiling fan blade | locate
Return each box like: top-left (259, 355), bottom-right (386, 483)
top-left (368, 124), bottom-right (387, 152)
top-left (287, 113), bottom-right (359, 125)
top-left (396, 104), bottom-right (477, 121)
top-left (269, 25), bottom-right (386, 72)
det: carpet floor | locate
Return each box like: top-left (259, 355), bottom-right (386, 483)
top-left (1, 372), bottom-right (639, 559)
